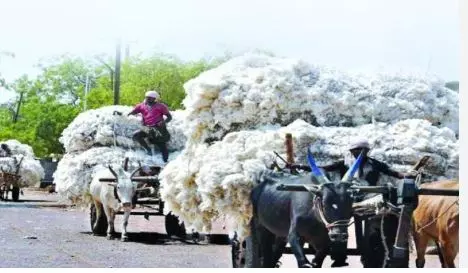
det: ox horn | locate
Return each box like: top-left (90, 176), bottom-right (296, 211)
top-left (108, 165), bottom-right (118, 178)
top-left (130, 166), bottom-right (143, 178)
top-left (123, 157), bottom-right (129, 171)
top-left (341, 150), bottom-right (364, 183)
top-left (306, 147), bottom-right (331, 184)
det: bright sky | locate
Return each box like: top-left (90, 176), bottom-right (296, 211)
top-left (0, 0), bottom-right (461, 103)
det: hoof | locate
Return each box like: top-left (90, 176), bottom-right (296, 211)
top-left (300, 263), bottom-right (313, 268)
top-left (415, 259), bottom-right (425, 268)
top-left (121, 236), bottom-right (129, 242)
top-left (106, 235), bottom-right (114, 240)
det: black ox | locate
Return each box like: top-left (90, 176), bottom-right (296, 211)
top-left (247, 149), bottom-right (366, 268)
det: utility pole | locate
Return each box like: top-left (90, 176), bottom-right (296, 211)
top-left (113, 40), bottom-right (121, 105)
top-left (83, 74), bottom-right (89, 111)
top-left (13, 92), bottom-right (24, 123)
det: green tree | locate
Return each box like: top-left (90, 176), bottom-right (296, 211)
top-left (0, 52), bottom-right (227, 157)
top-left (86, 53), bottom-right (222, 109)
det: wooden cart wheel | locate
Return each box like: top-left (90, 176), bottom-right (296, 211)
top-left (159, 200), bottom-right (165, 215)
top-left (0, 185), bottom-right (5, 200)
top-left (90, 203), bottom-right (108, 235)
top-left (165, 212), bottom-right (186, 238)
top-left (231, 233), bottom-right (246, 268)
top-left (11, 186), bottom-right (20, 202)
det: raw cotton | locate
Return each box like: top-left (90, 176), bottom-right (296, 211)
top-left (59, 105), bottom-right (187, 153)
top-left (53, 146), bottom-right (181, 204)
top-left (54, 105), bottom-right (187, 204)
top-left (181, 53), bottom-right (458, 144)
top-left (159, 119), bottom-right (458, 238)
top-left (0, 139), bottom-right (45, 187)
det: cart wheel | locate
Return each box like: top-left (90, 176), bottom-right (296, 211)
top-left (90, 203), bottom-right (108, 235)
top-left (165, 212), bottom-right (186, 238)
top-left (11, 186), bottom-right (20, 202)
top-left (0, 186), bottom-right (5, 200)
top-left (159, 200), bottom-right (165, 215)
top-left (231, 233), bottom-right (247, 268)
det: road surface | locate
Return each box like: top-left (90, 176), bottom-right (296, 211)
top-left (0, 189), bottom-right (457, 267)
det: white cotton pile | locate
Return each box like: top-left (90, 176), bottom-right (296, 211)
top-left (54, 105), bottom-right (187, 204)
top-left (53, 146), bottom-right (180, 204)
top-left (0, 140), bottom-right (45, 187)
top-left (159, 119), bottom-right (458, 238)
top-left (59, 105), bottom-right (187, 153)
top-left (182, 53), bottom-right (458, 144)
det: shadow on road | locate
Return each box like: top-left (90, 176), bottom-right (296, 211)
top-left (9, 199), bottom-right (55, 203)
top-left (79, 231), bottom-right (214, 246)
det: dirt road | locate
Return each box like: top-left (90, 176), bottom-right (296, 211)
top-left (0, 189), bottom-right (457, 267)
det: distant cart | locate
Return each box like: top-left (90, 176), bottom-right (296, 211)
top-left (89, 160), bottom-right (187, 239)
top-left (0, 157), bottom-right (24, 202)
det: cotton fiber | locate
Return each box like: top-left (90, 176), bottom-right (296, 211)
top-left (0, 139), bottom-right (45, 187)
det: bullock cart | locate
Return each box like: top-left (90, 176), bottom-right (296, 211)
top-left (230, 136), bottom-right (459, 268)
top-left (89, 160), bottom-right (187, 239)
top-left (0, 157), bottom-right (24, 202)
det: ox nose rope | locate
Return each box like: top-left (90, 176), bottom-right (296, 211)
top-left (314, 197), bottom-right (353, 229)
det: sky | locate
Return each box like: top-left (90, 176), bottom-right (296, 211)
top-left (0, 0), bottom-right (461, 103)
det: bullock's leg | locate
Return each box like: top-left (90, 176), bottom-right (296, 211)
top-left (245, 217), bottom-right (261, 268)
top-left (308, 235), bottom-right (330, 268)
top-left (121, 210), bottom-right (131, 242)
top-left (272, 238), bottom-right (287, 267)
top-left (412, 232), bottom-right (428, 268)
top-left (439, 235), bottom-right (458, 267)
top-left (288, 224), bottom-right (311, 268)
top-left (104, 207), bottom-right (115, 240)
top-left (93, 201), bottom-right (104, 233)
top-left (257, 226), bottom-right (276, 267)
top-left (411, 220), bottom-right (428, 268)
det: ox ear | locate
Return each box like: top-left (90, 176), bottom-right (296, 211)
top-left (341, 150), bottom-right (364, 183)
top-left (307, 147), bottom-right (331, 184)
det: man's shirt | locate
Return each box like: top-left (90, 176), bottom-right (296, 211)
top-left (132, 102), bottom-right (169, 127)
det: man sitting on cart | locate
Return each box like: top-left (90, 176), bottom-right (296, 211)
top-left (117, 90), bottom-right (172, 163)
top-left (287, 139), bottom-right (417, 267)
top-left (0, 143), bottom-right (12, 157)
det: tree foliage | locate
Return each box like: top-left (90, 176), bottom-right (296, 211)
top-left (0, 52), bottom-right (225, 157)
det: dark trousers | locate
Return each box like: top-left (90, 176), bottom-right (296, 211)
top-left (133, 126), bottom-right (170, 162)
top-left (360, 215), bottom-right (399, 267)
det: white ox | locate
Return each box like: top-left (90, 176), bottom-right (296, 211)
top-left (89, 165), bottom-right (140, 241)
